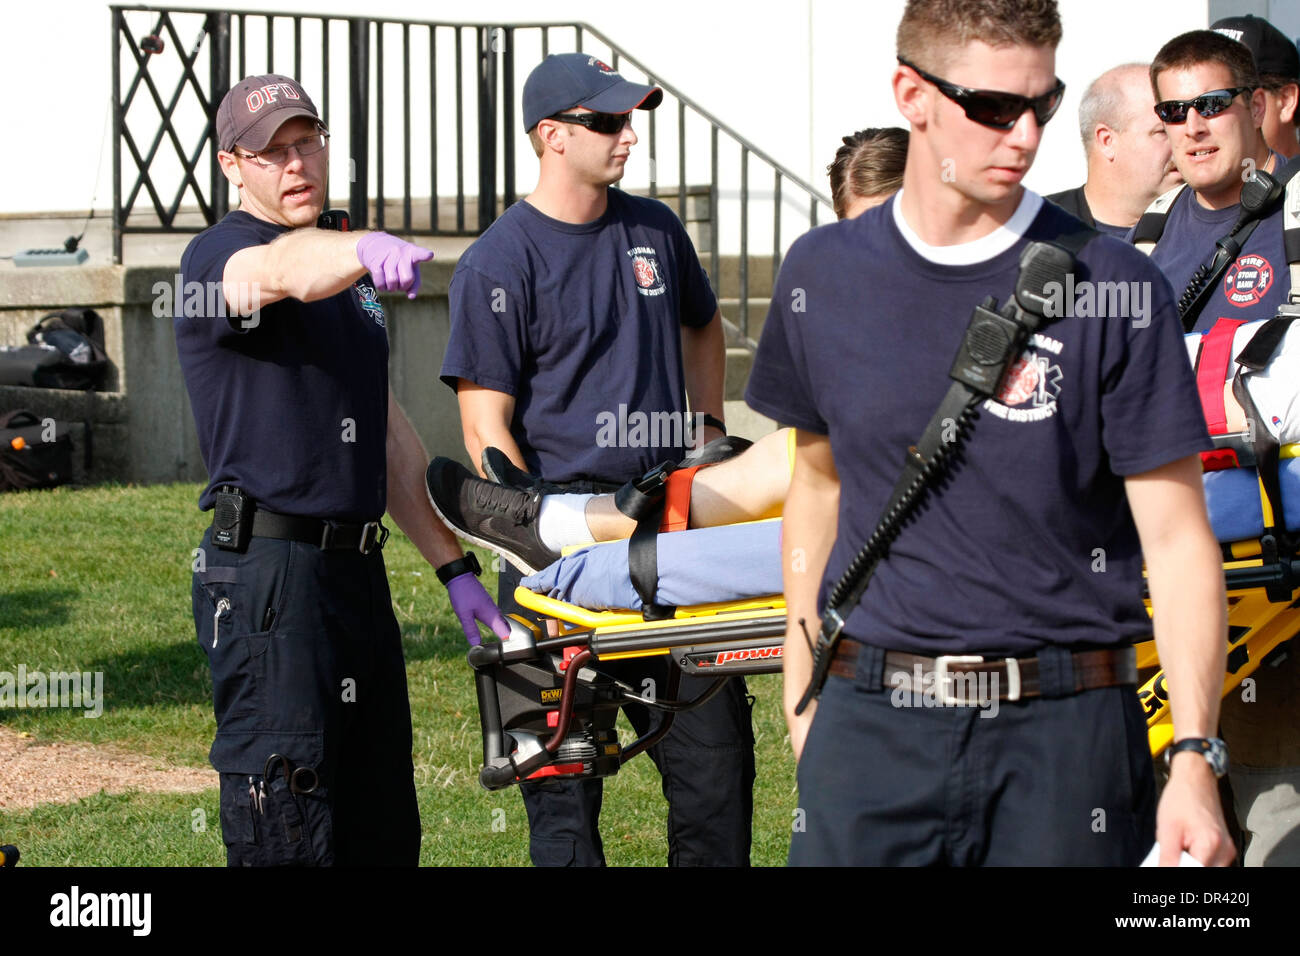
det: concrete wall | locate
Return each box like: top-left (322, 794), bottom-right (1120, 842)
top-left (1, 257), bottom-right (772, 487)
top-left (1, 259), bottom-right (470, 485)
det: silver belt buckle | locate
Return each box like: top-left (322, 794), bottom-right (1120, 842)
top-left (934, 655), bottom-right (983, 706)
top-left (933, 655), bottom-right (1021, 704)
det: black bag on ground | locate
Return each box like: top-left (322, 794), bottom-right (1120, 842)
top-left (0, 410), bottom-right (73, 490)
top-left (0, 308), bottom-right (109, 389)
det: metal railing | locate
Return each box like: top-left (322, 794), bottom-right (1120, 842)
top-left (111, 7), bottom-right (833, 338)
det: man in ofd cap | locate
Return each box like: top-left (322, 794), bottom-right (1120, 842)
top-left (1212, 13), bottom-right (1300, 160)
top-left (436, 53), bottom-right (754, 866)
top-left (175, 74), bottom-right (509, 866)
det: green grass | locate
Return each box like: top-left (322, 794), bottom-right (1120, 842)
top-left (0, 483), bottom-right (797, 866)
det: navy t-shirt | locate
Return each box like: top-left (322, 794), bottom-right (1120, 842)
top-left (1146, 181), bottom-right (1289, 332)
top-left (746, 192), bottom-right (1210, 657)
top-left (175, 211), bottom-right (390, 521)
top-left (441, 188), bottom-right (718, 483)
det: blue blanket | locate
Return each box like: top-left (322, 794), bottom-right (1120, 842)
top-left (522, 463), bottom-right (1300, 611)
top-left (521, 521), bottom-right (783, 611)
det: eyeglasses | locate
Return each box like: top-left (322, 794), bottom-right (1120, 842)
top-left (1153, 88), bottom-right (1253, 124)
top-left (234, 131), bottom-right (329, 167)
top-left (548, 111), bottom-right (631, 134)
top-left (897, 57), bottom-right (1066, 130)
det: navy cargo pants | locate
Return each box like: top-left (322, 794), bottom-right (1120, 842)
top-left (192, 527), bottom-right (420, 866)
top-left (790, 642), bottom-right (1155, 866)
top-left (500, 560), bottom-right (756, 867)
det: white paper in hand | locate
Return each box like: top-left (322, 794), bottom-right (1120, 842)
top-left (1139, 843), bottom-right (1205, 867)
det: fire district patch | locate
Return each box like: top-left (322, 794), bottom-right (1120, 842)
top-left (627, 246), bottom-right (666, 296)
top-left (1223, 254), bottom-right (1274, 307)
top-left (984, 334), bottom-right (1064, 424)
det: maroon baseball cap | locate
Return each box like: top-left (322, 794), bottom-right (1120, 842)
top-left (217, 74), bottom-right (323, 152)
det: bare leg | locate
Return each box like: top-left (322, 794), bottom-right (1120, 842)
top-left (686, 428), bottom-right (791, 527)
top-left (580, 428), bottom-right (792, 540)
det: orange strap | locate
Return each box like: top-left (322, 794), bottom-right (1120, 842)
top-left (659, 465), bottom-right (704, 532)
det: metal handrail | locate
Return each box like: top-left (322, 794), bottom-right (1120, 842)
top-left (111, 7), bottom-right (834, 339)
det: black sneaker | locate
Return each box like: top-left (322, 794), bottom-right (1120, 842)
top-left (425, 457), bottom-right (560, 575)
top-left (480, 446), bottom-right (567, 494)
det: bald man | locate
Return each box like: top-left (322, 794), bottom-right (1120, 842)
top-left (1047, 63), bottom-right (1182, 234)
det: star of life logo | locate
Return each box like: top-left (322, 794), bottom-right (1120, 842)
top-left (1223, 253), bottom-right (1273, 307)
top-left (983, 333), bottom-right (1063, 423)
top-left (627, 246), bottom-right (666, 296)
top-left (355, 280), bottom-right (386, 326)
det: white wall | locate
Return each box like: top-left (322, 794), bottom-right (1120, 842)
top-left (1, 0), bottom-right (1210, 218)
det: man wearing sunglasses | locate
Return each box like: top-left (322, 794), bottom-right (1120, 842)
top-left (175, 73), bottom-right (510, 865)
top-left (1212, 14), bottom-right (1300, 162)
top-left (440, 53), bottom-right (752, 867)
top-left (1145, 31), bottom-right (1284, 337)
top-left (747, 0), bottom-right (1231, 866)
top-left (1047, 63), bottom-right (1182, 236)
top-left (1144, 30), bottom-right (1300, 867)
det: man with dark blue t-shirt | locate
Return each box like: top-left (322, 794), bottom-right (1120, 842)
top-left (1143, 33), bottom-right (1287, 334)
top-left (746, 0), bottom-right (1232, 866)
top-left (175, 74), bottom-right (508, 866)
top-left (1141, 29), bottom-right (1300, 867)
top-left (439, 53), bottom-right (754, 866)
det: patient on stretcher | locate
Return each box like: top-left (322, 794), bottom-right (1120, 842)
top-left (424, 428), bottom-right (794, 610)
top-left (426, 312), bottom-right (1300, 613)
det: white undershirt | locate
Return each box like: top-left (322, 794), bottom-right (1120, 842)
top-left (891, 188), bottom-right (1044, 266)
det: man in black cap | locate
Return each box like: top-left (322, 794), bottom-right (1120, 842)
top-left (176, 73), bottom-right (509, 866)
top-left (438, 53), bottom-right (754, 866)
top-left (1213, 13), bottom-right (1300, 159)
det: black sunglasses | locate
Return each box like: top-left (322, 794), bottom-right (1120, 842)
top-left (897, 57), bottom-right (1066, 130)
top-left (1153, 87), bottom-right (1253, 124)
top-left (548, 111), bottom-right (631, 134)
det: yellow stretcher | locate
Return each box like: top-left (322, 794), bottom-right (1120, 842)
top-left (467, 470), bottom-right (1300, 790)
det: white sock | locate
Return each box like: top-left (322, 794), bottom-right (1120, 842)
top-left (537, 494), bottom-right (595, 550)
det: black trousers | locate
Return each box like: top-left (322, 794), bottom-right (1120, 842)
top-left (192, 527), bottom-right (420, 866)
top-left (500, 560), bottom-right (757, 867)
top-left (790, 642), bottom-right (1155, 866)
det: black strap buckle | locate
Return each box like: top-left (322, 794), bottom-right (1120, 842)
top-left (318, 519), bottom-right (389, 553)
top-left (359, 520), bottom-right (389, 554)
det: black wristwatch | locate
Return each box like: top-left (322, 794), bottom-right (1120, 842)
top-left (435, 552), bottom-right (482, 585)
top-left (701, 413), bottom-right (727, 436)
top-left (1165, 737), bottom-right (1229, 778)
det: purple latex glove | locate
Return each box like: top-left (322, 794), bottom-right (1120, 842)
top-left (355, 232), bottom-right (434, 299)
top-left (446, 571), bottom-right (511, 646)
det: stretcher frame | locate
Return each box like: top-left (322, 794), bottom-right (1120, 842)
top-left (467, 540), bottom-right (1298, 789)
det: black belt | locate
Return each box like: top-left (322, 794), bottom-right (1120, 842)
top-left (248, 510), bottom-right (389, 554)
top-left (829, 641), bottom-right (1138, 702)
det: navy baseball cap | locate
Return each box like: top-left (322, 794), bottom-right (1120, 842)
top-left (522, 53), bottom-right (663, 132)
top-left (217, 74), bottom-right (323, 152)
top-left (1212, 14), bottom-right (1300, 80)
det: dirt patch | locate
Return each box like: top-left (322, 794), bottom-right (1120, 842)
top-left (0, 727), bottom-right (214, 812)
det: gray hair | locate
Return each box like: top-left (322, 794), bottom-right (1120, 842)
top-left (1078, 63), bottom-right (1150, 154)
